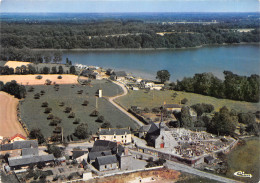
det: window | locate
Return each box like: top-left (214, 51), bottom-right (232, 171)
top-left (114, 136), bottom-right (116, 138)
top-left (105, 165), bottom-right (107, 169)
top-left (125, 135), bottom-right (127, 138)
top-left (122, 136), bottom-right (124, 138)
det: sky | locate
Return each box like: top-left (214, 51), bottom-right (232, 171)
top-left (0, 0), bottom-right (259, 13)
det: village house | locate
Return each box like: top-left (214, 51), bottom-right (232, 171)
top-left (140, 80), bottom-right (164, 90)
top-left (98, 128), bottom-right (131, 144)
top-left (95, 155), bottom-right (118, 171)
top-left (116, 146), bottom-right (132, 170)
top-left (163, 103), bottom-right (182, 113)
top-left (87, 140), bottom-right (117, 163)
top-left (0, 140), bottom-right (38, 156)
top-left (204, 156), bottom-right (215, 164)
top-left (87, 140), bottom-right (132, 171)
top-left (9, 133), bottom-right (27, 143)
top-left (110, 71), bottom-right (127, 81)
top-left (7, 154), bottom-right (55, 170)
top-left (106, 68), bottom-right (114, 75)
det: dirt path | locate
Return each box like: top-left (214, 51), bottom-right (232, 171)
top-left (106, 81), bottom-right (144, 127)
top-left (0, 92), bottom-right (27, 137)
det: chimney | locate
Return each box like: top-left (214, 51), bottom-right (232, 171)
top-left (124, 147), bottom-right (129, 156)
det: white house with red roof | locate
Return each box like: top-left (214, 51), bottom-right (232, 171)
top-left (10, 134), bottom-right (27, 143)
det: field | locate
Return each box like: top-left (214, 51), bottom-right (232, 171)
top-left (226, 138), bottom-right (260, 183)
top-left (19, 80), bottom-right (139, 139)
top-left (0, 74), bottom-right (78, 85)
top-left (115, 90), bottom-right (260, 112)
top-left (0, 92), bottom-right (26, 137)
top-left (4, 61), bottom-right (31, 68)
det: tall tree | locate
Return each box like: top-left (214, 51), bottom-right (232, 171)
top-left (210, 106), bottom-right (236, 136)
top-left (53, 51), bottom-right (62, 63)
top-left (74, 123), bottom-right (89, 139)
top-left (156, 70), bottom-right (170, 83)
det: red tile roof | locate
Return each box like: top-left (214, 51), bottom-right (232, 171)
top-left (10, 133), bottom-right (26, 141)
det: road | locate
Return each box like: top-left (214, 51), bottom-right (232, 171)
top-left (105, 80), bottom-right (144, 127)
top-left (129, 149), bottom-right (242, 183)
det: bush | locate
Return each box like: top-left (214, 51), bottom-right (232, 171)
top-left (181, 98), bottom-right (188, 104)
top-left (64, 107), bottom-right (72, 113)
top-left (41, 102), bottom-right (48, 107)
top-left (40, 90), bottom-right (45, 95)
top-left (68, 112), bottom-right (75, 118)
top-left (96, 115), bottom-right (104, 122)
top-left (28, 86), bottom-right (34, 92)
top-left (47, 114), bottom-right (54, 120)
top-left (82, 100), bottom-right (89, 106)
top-left (73, 118), bottom-right (80, 124)
top-left (101, 121), bottom-right (112, 128)
top-left (59, 102), bottom-right (65, 106)
top-left (34, 93), bottom-right (40, 99)
top-left (44, 107), bottom-right (52, 114)
top-left (90, 110), bottom-right (99, 117)
top-left (36, 75), bottom-right (42, 79)
top-left (45, 79), bottom-right (52, 85)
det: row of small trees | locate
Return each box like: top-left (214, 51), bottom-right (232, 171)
top-left (0, 64), bottom-right (76, 75)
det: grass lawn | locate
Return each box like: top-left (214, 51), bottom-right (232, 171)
top-left (115, 90), bottom-right (259, 113)
top-left (19, 80), bottom-right (139, 139)
top-left (226, 137), bottom-right (260, 183)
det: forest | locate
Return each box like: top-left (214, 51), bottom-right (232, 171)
top-left (0, 13), bottom-right (259, 52)
top-left (173, 71), bottom-right (260, 103)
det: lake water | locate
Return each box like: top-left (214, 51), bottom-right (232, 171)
top-left (62, 44), bottom-right (260, 81)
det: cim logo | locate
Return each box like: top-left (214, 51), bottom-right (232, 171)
top-left (234, 171), bottom-right (252, 178)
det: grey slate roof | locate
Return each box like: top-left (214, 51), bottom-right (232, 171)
top-left (205, 156), bottom-right (214, 161)
top-left (88, 151), bottom-right (112, 161)
top-left (13, 140), bottom-right (38, 149)
top-left (163, 104), bottom-right (182, 108)
top-left (113, 71), bottom-right (127, 77)
top-left (0, 140), bottom-right (38, 151)
top-left (8, 154), bottom-right (54, 167)
top-left (72, 150), bottom-right (88, 159)
top-left (21, 148), bottom-right (39, 156)
top-left (99, 129), bottom-right (131, 136)
top-left (96, 155), bottom-right (117, 165)
top-left (91, 140), bottom-right (117, 152)
top-left (0, 144), bottom-right (13, 151)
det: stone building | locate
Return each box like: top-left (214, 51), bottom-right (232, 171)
top-left (98, 128), bottom-right (131, 144)
top-left (95, 155), bottom-right (118, 171)
top-left (117, 146), bottom-right (132, 170)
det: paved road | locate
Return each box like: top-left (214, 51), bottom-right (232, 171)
top-left (105, 80), bottom-right (144, 127)
top-left (130, 149), bottom-right (242, 183)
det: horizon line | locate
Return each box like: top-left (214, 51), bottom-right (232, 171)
top-left (1, 11), bottom-right (259, 14)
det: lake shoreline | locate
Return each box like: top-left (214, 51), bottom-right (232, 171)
top-left (32, 42), bottom-right (259, 52)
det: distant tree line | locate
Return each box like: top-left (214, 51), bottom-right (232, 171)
top-left (0, 21), bottom-right (259, 50)
top-left (172, 71), bottom-right (259, 102)
top-left (0, 80), bottom-right (26, 99)
top-left (0, 64), bottom-right (76, 75)
top-left (0, 47), bottom-right (65, 63)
